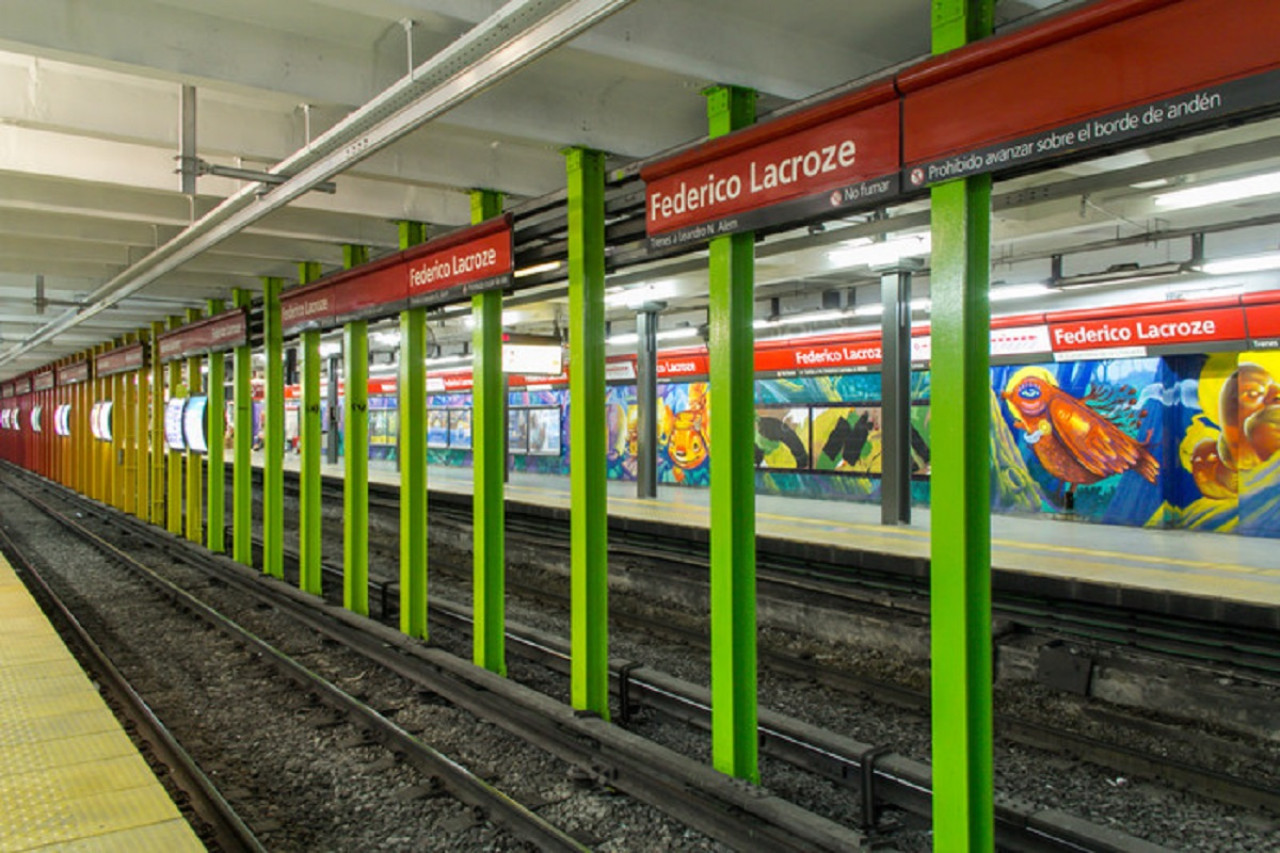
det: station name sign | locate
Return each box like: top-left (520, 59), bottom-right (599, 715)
top-left (156, 308), bottom-right (248, 363)
top-left (95, 342), bottom-right (147, 377)
top-left (58, 361), bottom-right (91, 386)
top-left (280, 216), bottom-right (514, 335)
top-left (900, 0), bottom-right (1280, 187)
top-left (33, 371), bottom-right (55, 392)
top-left (643, 87), bottom-right (900, 249)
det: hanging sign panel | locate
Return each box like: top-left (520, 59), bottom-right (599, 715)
top-left (156, 309), bottom-right (248, 363)
top-left (643, 86), bottom-right (901, 249)
top-left (1049, 304), bottom-right (1248, 360)
top-left (58, 361), bottom-right (91, 386)
top-left (33, 371), bottom-right (55, 392)
top-left (1244, 293), bottom-right (1280, 349)
top-left (95, 343), bottom-right (147, 377)
top-left (901, 0), bottom-right (1280, 187)
top-left (13, 376), bottom-right (31, 395)
top-left (280, 217), bottom-right (514, 335)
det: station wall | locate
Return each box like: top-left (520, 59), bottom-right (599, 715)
top-left (407, 349), bottom-right (1280, 539)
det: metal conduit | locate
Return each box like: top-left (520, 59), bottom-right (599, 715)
top-left (0, 0), bottom-right (635, 368)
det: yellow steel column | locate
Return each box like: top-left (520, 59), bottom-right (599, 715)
top-left (122, 337), bottom-right (139, 516)
top-left (150, 321), bottom-right (166, 525)
top-left (185, 307), bottom-right (204, 543)
top-left (165, 316), bottom-right (184, 534)
top-left (136, 329), bottom-right (150, 523)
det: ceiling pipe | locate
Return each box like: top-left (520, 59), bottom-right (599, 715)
top-left (0, 0), bottom-right (635, 369)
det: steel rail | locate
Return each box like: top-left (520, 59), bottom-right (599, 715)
top-left (8, 469), bottom-right (867, 852)
top-left (0, 524), bottom-right (266, 853)
top-left (4, 478), bottom-right (592, 853)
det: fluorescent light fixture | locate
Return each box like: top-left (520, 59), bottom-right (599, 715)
top-left (754, 309), bottom-right (845, 330)
top-left (463, 310), bottom-right (520, 328)
top-left (1168, 283), bottom-right (1245, 301)
top-left (1153, 170), bottom-right (1280, 210)
top-left (514, 261), bottom-right (561, 279)
top-left (756, 323), bottom-right (878, 344)
top-left (1198, 252), bottom-right (1280, 275)
top-left (853, 304), bottom-right (884, 317)
top-left (606, 327), bottom-right (699, 347)
top-left (319, 342), bottom-right (342, 358)
top-left (370, 331), bottom-right (400, 347)
top-left (605, 279), bottom-right (680, 308)
top-left (828, 233), bottom-right (931, 269)
top-left (1130, 178), bottom-right (1170, 190)
top-left (989, 282), bottom-right (1050, 302)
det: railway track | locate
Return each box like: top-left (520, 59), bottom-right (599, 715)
top-left (5, 466), bottom-right (873, 853)
top-left (276, 468), bottom-right (1280, 681)
top-left (0, 482), bottom-right (604, 851)
top-left (0, 523), bottom-right (266, 853)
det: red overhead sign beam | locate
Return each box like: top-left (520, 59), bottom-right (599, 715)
top-left (155, 308), bottom-right (249, 363)
top-left (280, 216), bottom-right (514, 336)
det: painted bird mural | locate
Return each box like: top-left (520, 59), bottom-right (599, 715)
top-left (1002, 367), bottom-right (1158, 489)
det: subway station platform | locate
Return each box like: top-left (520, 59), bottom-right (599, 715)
top-left (256, 453), bottom-right (1280, 626)
top-left (0, 554), bottom-right (203, 853)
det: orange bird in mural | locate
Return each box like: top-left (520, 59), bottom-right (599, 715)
top-left (1003, 369), bottom-right (1158, 486)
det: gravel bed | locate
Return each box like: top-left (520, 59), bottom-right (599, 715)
top-left (2, 480), bottom-right (724, 852)
top-left (264, 474), bottom-right (1277, 850)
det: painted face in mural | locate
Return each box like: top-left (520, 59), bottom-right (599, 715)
top-left (1189, 437), bottom-right (1238, 500)
top-left (668, 410), bottom-right (708, 469)
top-left (1219, 363), bottom-right (1280, 469)
top-left (1003, 368), bottom-right (1158, 486)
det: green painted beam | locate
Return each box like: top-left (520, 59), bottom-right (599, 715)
top-left (263, 277), bottom-right (285, 579)
top-left (165, 316), bottom-right (184, 535)
top-left (206, 300), bottom-right (226, 552)
top-left (929, 2), bottom-right (995, 850)
top-left (398, 224), bottom-right (429, 639)
top-left (565, 147), bottom-right (609, 719)
top-left (343, 320), bottom-right (370, 615)
top-left (298, 261), bottom-right (324, 596)
top-left (149, 322), bottom-right (165, 525)
top-left (231, 289), bottom-right (253, 565)
top-left (705, 84), bottom-right (759, 784)
top-left (184, 306), bottom-right (204, 544)
top-left (471, 188), bottom-right (506, 676)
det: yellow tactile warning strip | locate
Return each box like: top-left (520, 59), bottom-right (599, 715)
top-left (0, 553), bottom-right (204, 853)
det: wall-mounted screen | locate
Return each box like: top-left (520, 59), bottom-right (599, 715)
top-left (183, 396), bottom-right (209, 454)
top-left (55, 404), bottom-right (72, 437)
top-left (94, 401), bottom-right (113, 441)
top-left (30, 406), bottom-right (42, 433)
top-left (164, 397), bottom-right (187, 451)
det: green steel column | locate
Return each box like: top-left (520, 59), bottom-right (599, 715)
top-left (399, 223), bottom-right (429, 639)
top-left (232, 289), bottom-right (254, 565)
top-left (565, 148), bottom-right (609, 719)
top-left (150, 322), bottom-right (165, 524)
top-left (705, 84), bottom-right (759, 784)
top-left (929, 2), bottom-right (995, 850)
top-left (342, 244), bottom-right (368, 268)
top-left (185, 307), bottom-right (204, 544)
top-left (398, 221), bottom-right (428, 249)
top-left (136, 331), bottom-right (150, 523)
top-left (263, 277), bottom-right (285, 578)
top-left (206, 299), bottom-right (226, 552)
top-left (298, 262), bottom-right (324, 596)
top-left (399, 306), bottom-right (427, 638)
top-left (343, 320), bottom-right (369, 615)
top-left (165, 317), bottom-right (184, 535)
top-left (471, 188), bottom-right (506, 676)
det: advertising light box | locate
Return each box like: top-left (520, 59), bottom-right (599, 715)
top-left (164, 398), bottom-right (187, 451)
top-left (94, 401), bottom-right (113, 441)
top-left (502, 342), bottom-right (563, 376)
top-left (183, 396), bottom-right (209, 454)
top-left (30, 406), bottom-right (42, 433)
top-left (1, 410), bottom-right (9, 429)
top-left (55, 404), bottom-right (72, 437)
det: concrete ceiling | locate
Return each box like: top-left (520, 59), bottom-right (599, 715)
top-left (0, 0), bottom-right (1277, 377)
